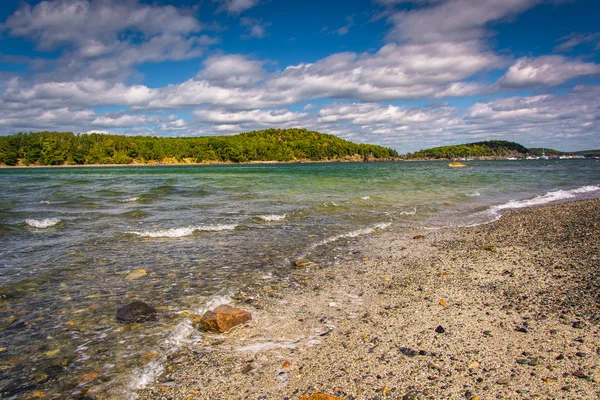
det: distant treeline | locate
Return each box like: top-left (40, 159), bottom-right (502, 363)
top-left (405, 140), bottom-right (530, 159)
top-left (0, 129), bottom-right (399, 166)
top-left (407, 141), bottom-right (600, 159)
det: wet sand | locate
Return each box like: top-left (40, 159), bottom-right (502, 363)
top-left (137, 198), bottom-right (600, 400)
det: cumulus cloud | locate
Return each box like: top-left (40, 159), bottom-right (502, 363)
top-left (1, 0), bottom-right (213, 82)
top-left (194, 108), bottom-right (306, 125)
top-left (498, 56), bottom-right (600, 88)
top-left (387, 0), bottom-right (539, 44)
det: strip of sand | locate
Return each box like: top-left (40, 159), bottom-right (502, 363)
top-left (137, 199), bottom-right (600, 400)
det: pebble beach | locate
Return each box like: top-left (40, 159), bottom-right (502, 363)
top-left (137, 198), bottom-right (600, 400)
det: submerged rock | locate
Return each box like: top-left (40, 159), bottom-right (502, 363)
top-left (195, 304), bottom-right (252, 333)
top-left (116, 301), bottom-right (157, 323)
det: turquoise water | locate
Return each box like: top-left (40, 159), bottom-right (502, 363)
top-left (0, 160), bottom-right (599, 398)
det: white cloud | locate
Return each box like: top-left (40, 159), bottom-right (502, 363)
top-left (387, 0), bottom-right (539, 44)
top-left (1, 0), bottom-right (212, 82)
top-left (499, 56), bottom-right (600, 88)
top-left (214, 0), bottom-right (260, 15)
top-left (240, 17), bottom-right (270, 39)
top-left (333, 15), bottom-right (355, 36)
top-left (198, 54), bottom-right (267, 88)
top-left (555, 32), bottom-right (600, 52)
top-left (194, 108), bottom-right (306, 125)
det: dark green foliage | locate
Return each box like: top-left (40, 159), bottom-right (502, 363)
top-left (527, 148), bottom-right (561, 156)
top-left (569, 150), bottom-right (600, 157)
top-left (0, 128), bottom-right (399, 165)
top-left (406, 140), bottom-right (530, 159)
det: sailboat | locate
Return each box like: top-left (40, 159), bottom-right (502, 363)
top-left (540, 149), bottom-right (549, 160)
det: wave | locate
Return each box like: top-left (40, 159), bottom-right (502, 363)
top-left (491, 185), bottom-right (600, 214)
top-left (258, 214), bottom-right (286, 222)
top-left (120, 196), bottom-right (139, 203)
top-left (39, 200), bottom-right (53, 204)
top-left (294, 222), bottom-right (391, 261)
top-left (361, 196), bottom-right (370, 201)
top-left (127, 224), bottom-right (237, 238)
top-left (25, 218), bottom-right (61, 228)
top-left (466, 191), bottom-right (481, 197)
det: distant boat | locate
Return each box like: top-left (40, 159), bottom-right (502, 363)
top-left (540, 150), bottom-right (549, 160)
top-left (449, 161), bottom-right (466, 168)
top-left (505, 157), bottom-right (518, 160)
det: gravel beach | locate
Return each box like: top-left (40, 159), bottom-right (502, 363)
top-left (137, 198), bottom-right (600, 400)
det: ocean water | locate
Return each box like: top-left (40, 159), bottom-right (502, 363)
top-left (0, 160), bottom-right (599, 398)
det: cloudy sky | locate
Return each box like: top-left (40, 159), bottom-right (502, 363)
top-left (0, 0), bottom-right (599, 152)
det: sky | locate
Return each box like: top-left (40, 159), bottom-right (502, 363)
top-left (0, 0), bottom-right (599, 153)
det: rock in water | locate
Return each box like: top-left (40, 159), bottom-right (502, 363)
top-left (116, 301), bottom-right (157, 322)
top-left (196, 304), bottom-right (252, 333)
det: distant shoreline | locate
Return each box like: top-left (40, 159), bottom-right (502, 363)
top-left (0, 158), bottom-right (402, 169)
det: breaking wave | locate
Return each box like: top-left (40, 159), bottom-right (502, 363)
top-left (258, 214), bottom-right (286, 222)
top-left (25, 218), bottom-right (61, 228)
top-left (127, 224), bottom-right (237, 238)
top-left (491, 185), bottom-right (600, 214)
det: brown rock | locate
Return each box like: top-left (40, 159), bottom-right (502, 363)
top-left (300, 394), bottom-right (344, 400)
top-left (196, 304), bottom-right (252, 333)
top-left (413, 235), bottom-right (425, 240)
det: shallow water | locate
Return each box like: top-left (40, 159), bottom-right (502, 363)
top-left (0, 160), bottom-right (599, 398)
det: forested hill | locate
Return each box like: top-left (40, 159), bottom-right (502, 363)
top-left (0, 129), bottom-right (399, 166)
top-left (405, 140), bottom-right (532, 159)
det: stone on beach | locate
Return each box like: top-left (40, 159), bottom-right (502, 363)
top-left (116, 301), bottom-right (157, 322)
top-left (126, 269), bottom-right (147, 280)
top-left (299, 394), bottom-right (344, 400)
top-left (195, 304), bottom-right (252, 333)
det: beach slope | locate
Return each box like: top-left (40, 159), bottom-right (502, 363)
top-left (138, 199), bottom-right (600, 400)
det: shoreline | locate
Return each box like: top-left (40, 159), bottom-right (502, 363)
top-left (4, 157), bottom-right (595, 169)
top-left (135, 198), bottom-right (600, 400)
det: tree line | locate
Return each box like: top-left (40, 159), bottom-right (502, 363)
top-left (405, 140), bottom-right (533, 159)
top-left (0, 128), bottom-right (399, 166)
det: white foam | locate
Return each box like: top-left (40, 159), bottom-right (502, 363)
top-left (491, 185), bottom-right (600, 213)
top-left (307, 222), bottom-right (391, 253)
top-left (120, 196), bottom-right (139, 203)
top-left (124, 293), bottom-right (236, 397)
top-left (39, 200), bottom-right (53, 204)
top-left (258, 214), bottom-right (286, 222)
top-left (361, 196), bottom-right (370, 200)
top-left (194, 294), bottom-right (233, 315)
top-left (25, 218), bottom-right (61, 228)
top-left (466, 191), bottom-right (481, 197)
top-left (128, 224), bottom-right (237, 238)
top-left (128, 319), bottom-right (195, 395)
top-left (399, 207), bottom-right (417, 215)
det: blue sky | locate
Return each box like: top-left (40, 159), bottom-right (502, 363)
top-left (0, 0), bottom-right (599, 152)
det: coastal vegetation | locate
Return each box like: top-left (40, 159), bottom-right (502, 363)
top-left (0, 129), bottom-right (399, 166)
top-left (405, 140), bottom-right (530, 159)
top-left (406, 140), bottom-right (600, 159)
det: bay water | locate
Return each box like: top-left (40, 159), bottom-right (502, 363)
top-left (0, 160), bottom-right (599, 398)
